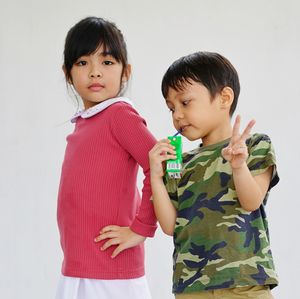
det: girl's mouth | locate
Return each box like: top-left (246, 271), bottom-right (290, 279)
top-left (88, 83), bottom-right (104, 91)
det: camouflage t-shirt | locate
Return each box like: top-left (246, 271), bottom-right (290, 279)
top-left (164, 133), bottom-right (279, 294)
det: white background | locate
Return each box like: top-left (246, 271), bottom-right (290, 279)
top-left (0, 0), bottom-right (299, 298)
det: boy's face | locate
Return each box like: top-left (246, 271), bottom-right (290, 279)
top-left (166, 80), bottom-right (230, 142)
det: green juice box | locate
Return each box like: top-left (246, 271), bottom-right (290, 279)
top-left (166, 135), bottom-right (182, 178)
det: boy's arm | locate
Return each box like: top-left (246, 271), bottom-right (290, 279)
top-left (149, 139), bottom-right (177, 236)
top-left (151, 176), bottom-right (177, 236)
top-left (232, 163), bottom-right (273, 211)
top-left (222, 115), bottom-right (276, 211)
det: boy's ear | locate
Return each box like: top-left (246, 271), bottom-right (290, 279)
top-left (62, 65), bottom-right (72, 84)
top-left (122, 64), bottom-right (132, 83)
top-left (219, 87), bottom-right (234, 109)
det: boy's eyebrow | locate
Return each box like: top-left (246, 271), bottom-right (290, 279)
top-left (165, 99), bottom-right (173, 104)
top-left (166, 91), bottom-right (186, 103)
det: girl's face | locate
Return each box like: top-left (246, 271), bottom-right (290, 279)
top-left (69, 45), bottom-right (130, 109)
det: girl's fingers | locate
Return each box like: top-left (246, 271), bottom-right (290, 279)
top-left (240, 119), bottom-right (256, 142)
top-left (100, 225), bottom-right (120, 234)
top-left (111, 244), bottom-right (126, 259)
top-left (101, 238), bottom-right (120, 251)
top-left (94, 231), bottom-right (118, 242)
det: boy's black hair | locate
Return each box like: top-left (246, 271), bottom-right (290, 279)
top-left (63, 16), bottom-right (128, 81)
top-left (161, 52), bottom-right (240, 116)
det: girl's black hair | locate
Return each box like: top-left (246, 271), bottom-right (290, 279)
top-left (161, 52), bottom-right (240, 116)
top-left (63, 16), bottom-right (128, 81)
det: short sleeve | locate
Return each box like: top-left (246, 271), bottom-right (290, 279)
top-left (163, 174), bottom-right (179, 209)
top-left (247, 133), bottom-right (279, 190)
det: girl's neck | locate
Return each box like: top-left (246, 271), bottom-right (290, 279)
top-left (83, 99), bottom-right (108, 110)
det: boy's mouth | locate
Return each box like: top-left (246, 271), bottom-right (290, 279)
top-left (180, 125), bottom-right (190, 132)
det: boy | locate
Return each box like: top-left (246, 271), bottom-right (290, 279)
top-left (149, 52), bottom-right (279, 299)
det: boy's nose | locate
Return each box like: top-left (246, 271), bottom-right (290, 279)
top-left (173, 110), bottom-right (184, 120)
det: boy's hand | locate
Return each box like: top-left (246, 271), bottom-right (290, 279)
top-left (94, 226), bottom-right (146, 258)
top-left (222, 115), bottom-right (256, 169)
top-left (149, 139), bottom-right (177, 178)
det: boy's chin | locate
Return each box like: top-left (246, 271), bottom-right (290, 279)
top-left (184, 134), bottom-right (201, 142)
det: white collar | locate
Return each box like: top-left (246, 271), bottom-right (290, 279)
top-left (71, 97), bottom-right (134, 123)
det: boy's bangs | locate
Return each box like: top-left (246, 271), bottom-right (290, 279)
top-left (162, 71), bottom-right (201, 98)
top-left (168, 77), bottom-right (193, 93)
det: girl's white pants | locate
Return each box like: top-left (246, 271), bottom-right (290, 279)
top-left (55, 274), bottom-right (152, 299)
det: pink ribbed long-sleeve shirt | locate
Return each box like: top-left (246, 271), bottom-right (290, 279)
top-left (57, 101), bottom-right (157, 279)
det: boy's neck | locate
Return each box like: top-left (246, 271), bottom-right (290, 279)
top-left (201, 119), bottom-right (233, 147)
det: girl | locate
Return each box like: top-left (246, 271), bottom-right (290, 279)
top-left (56, 17), bottom-right (157, 299)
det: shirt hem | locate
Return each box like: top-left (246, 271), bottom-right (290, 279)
top-left (62, 267), bottom-right (145, 280)
top-left (172, 278), bottom-right (278, 294)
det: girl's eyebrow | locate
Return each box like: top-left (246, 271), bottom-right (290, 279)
top-left (99, 51), bottom-right (114, 57)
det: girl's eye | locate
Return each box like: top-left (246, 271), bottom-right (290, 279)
top-left (182, 100), bottom-right (190, 106)
top-left (76, 60), bottom-right (87, 66)
top-left (103, 60), bottom-right (113, 65)
top-left (168, 108), bottom-right (174, 113)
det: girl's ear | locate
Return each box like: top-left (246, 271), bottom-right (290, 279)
top-left (62, 65), bottom-right (72, 84)
top-left (122, 64), bottom-right (132, 83)
top-left (219, 87), bottom-right (234, 109)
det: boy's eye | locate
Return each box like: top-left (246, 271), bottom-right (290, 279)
top-left (182, 100), bottom-right (190, 106)
top-left (168, 108), bottom-right (174, 113)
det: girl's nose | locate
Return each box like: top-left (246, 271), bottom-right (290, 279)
top-left (89, 68), bottom-right (103, 78)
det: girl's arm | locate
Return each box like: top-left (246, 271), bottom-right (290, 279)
top-left (110, 103), bottom-right (158, 237)
top-left (149, 139), bottom-right (177, 236)
top-left (95, 103), bottom-right (157, 258)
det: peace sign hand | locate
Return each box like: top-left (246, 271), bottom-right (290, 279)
top-left (222, 115), bottom-right (256, 169)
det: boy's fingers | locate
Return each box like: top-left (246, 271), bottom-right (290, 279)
top-left (241, 120), bottom-right (256, 141)
top-left (232, 147), bottom-right (248, 155)
top-left (160, 154), bottom-right (177, 161)
top-left (232, 115), bottom-right (241, 138)
top-left (152, 143), bottom-right (175, 153)
top-left (158, 147), bottom-right (176, 156)
top-left (222, 147), bottom-right (232, 155)
top-left (158, 138), bottom-right (171, 144)
top-left (221, 147), bottom-right (232, 161)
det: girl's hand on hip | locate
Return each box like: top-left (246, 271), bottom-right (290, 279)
top-left (222, 115), bottom-right (256, 169)
top-left (149, 139), bottom-right (176, 178)
top-left (94, 226), bottom-right (146, 258)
